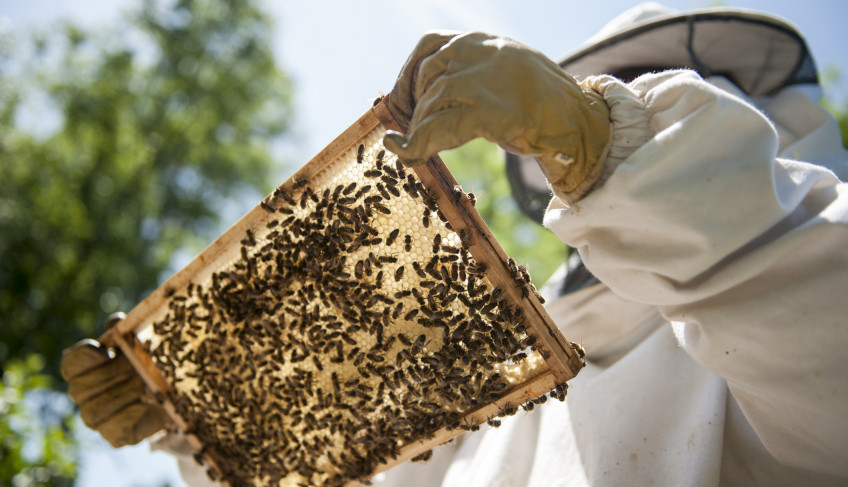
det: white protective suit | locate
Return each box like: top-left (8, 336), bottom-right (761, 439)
top-left (159, 71), bottom-right (848, 486)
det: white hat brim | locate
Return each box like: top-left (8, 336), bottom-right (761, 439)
top-left (559, 8), bottom-right (816, 96)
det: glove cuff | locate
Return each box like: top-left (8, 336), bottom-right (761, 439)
top-left (584, 75), bottom-right (655, 190)
top-left (538, 86), bottom-right (612, 205)
top-left (542, 77), bottom-right (654, 206)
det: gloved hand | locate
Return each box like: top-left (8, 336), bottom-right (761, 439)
top-left (61, 312), bottom-right (172, 447)
top-left (384, 31), bottom-right (612, 203)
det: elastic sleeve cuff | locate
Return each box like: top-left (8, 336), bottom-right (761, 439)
top-left (578, 76), bottom-right (654, 195)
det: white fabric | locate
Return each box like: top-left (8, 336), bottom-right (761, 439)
top-left (378, 70), bottom-right (848, 486)
top-left (160, 70), bottom-right (848, 486)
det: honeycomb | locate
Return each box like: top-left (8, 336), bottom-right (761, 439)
top-left (115, 105), bottom-right (581, 486)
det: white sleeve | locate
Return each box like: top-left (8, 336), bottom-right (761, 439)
top-left (544, 70), bottom-right (848, 478)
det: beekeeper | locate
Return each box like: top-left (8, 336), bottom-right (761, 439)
top-left (62, 4), bottom-right (848, 486)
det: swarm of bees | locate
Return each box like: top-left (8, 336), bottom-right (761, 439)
top-left (140, 127), bottom-right (570, 486)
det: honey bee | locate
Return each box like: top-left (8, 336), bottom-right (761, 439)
top-left (406, 177), bottom-right (420, 199)
top-left (396, 349), bottom-right (412, 364)
top-left (205, 468), bottom-right (219, 482)
top-left (411, 450), bottom-right (433, 463)
top-left (292, 176), bottom-right (308, 189)
top-left (398, 333), bottom-right (413, 347)
top-left (411, 334), bottom-right (427, 354)
top-left (386, 229), bottom-right (400, 246)
top-left (403, 309), bottom-right (419, 321)
top-left (452, 186), bottom-right (464, 202)
top-left (533, 287), bottom-right (546, 304)
top-left (354, 184), bottom-right (372, 199)
top-left (569, 341), bottom-right (586, 359)
top-left (311, 355), bottom-right (324, 371)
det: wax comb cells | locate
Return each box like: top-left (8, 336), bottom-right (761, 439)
top-left (114, 104), bottom-right (584, 486)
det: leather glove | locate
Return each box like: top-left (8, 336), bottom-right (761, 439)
top-left (61, 312), bottom-right (172, 447)
top-left (384, 31), bottom-right (612, 204)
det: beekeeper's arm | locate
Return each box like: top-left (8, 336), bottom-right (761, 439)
top-left (546, 71), bottom-right (848, 479)
top-left (386, 31), bottom-right (848, 479)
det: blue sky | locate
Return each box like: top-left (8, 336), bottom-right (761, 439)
top-left (5, 0), bottom-right (847, 164)
top-left (2, 1), bottom-right (846, 485)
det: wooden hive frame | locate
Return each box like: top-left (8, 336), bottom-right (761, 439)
top-left (101, 97), bottom-right (585, 486)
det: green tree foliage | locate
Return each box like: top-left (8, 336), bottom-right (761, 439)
top-left (441, 140), bottom-right (569, 286)
top-left (0, 354), bottom-right (76, 486)
top-left (0, 0), bottom-right (293, 381)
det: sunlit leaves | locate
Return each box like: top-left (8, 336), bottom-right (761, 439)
top-left (1, 354), bottom-right (76, 486)
top-left (0, 0), bottom-right (293, 379)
